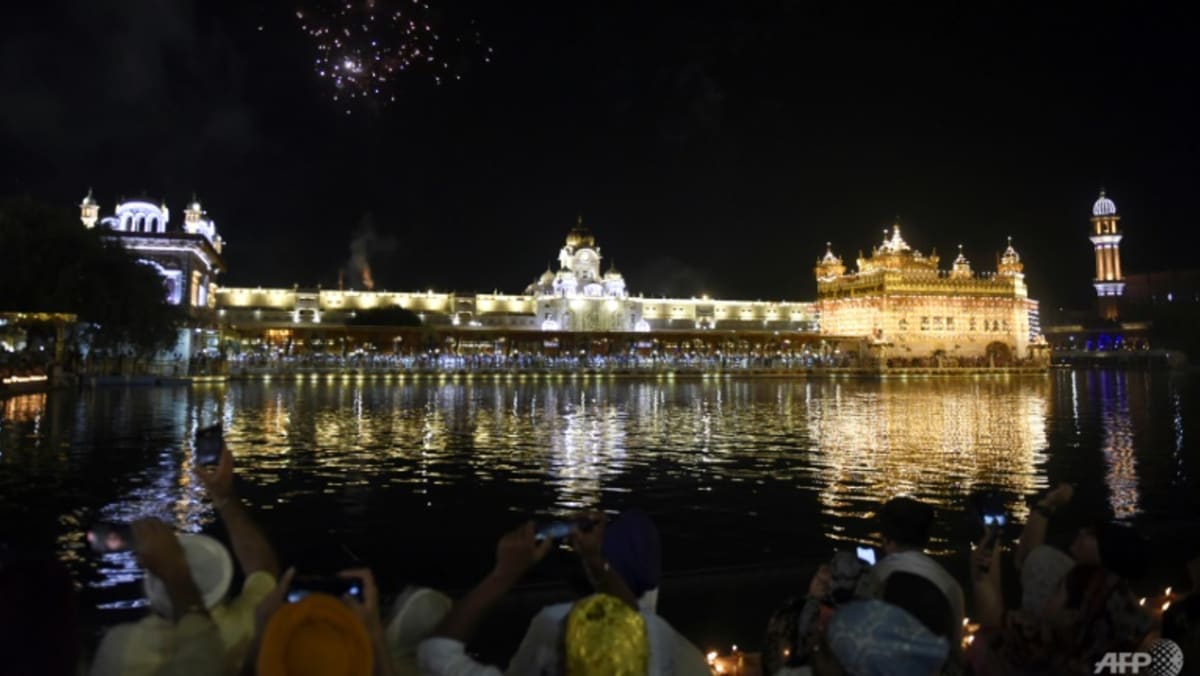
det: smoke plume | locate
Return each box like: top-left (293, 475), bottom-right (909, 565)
top-left (344, 214), bottom-right (397, 291)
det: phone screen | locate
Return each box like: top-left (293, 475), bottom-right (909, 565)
top-left (195, 424), bottom-right (223, 466)
top-left (535, 517), bottom-right (596, 542)
top-left (856, 546), bottom-right (877, 565)
top-left (535, 522), bottom-right (573, 541)
top-left (286, 577), bottom-right (364, 603)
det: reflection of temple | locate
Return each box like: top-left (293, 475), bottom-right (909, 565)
top-left (802, 378), bottom-right (1050, 549)
top-left (814, 226), bottom-right (1043, 362)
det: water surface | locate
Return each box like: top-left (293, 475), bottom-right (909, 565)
top-left (1, 370), bottom-right (1196, 616)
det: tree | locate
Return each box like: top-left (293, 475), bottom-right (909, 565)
top-left (0, 197), bottom-right (182, 356)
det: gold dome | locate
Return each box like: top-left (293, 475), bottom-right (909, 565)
top-left (565, 215), bottom-right (595, 249)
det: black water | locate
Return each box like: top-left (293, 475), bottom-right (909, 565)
top-left (1, 370), bottom-right (1197, 631)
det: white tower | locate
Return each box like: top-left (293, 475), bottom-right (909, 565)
top-left (80, 188), bottom-right (99, 229)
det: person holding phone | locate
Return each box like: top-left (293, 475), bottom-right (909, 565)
top-left (250, 567), bottom-right (398, 676)
top-left (855, 497), bottom-right (965, 644)
top-left (91, 441), bottom-right (281, 676)
top-left (419, 513), bottom-right (708, 676)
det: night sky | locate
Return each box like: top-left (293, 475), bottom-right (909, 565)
top-left (3, 1), bottom-right (1198, 309)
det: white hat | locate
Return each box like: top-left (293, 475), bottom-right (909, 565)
top-left (387, 586), bottom-right (452, 670)
top-left (143, 533), bottom-right (234, 617)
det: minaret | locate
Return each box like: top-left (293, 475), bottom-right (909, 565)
top-left (184, 194), bottom-right (203, 234)
top-left (998, 236), bottom-right (1024, 277)
top-left (1089, 189), bottom-right (1124, 320)
top-left (80, 188), bottom-right (99, 229)
top-left (814, 242), bottom-right (846, 282)
top-left (950, 244), bottom-right (972, 279)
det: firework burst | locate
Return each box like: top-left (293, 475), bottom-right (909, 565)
top-left (296, 0), bottom-right (490, 110)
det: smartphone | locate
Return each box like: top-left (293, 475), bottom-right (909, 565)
top-left (87, 522), bottom-right (135, 553)
top-left (855, 545), bottom-right (877, 565)
top-left (286, 576), bottom-right (365, 603)
top-left (982, 512), bottom-right (1007, 528)
top-left (970, 491), bottom-right (1009, 544)
top-left (195, 424), bottom-right (223, 466)
top-left (535, 517), bottom-right (595, 542)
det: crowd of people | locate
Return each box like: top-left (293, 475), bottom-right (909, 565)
top-left (230, 350), bottom-right (859, 375)
top-left (2, 444), bottom-right (1198, 676)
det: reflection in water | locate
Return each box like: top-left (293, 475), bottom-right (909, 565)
top-left (1095, 372), bottom-right (1140, 520)
top-left (1171, 386), bottom-right (1187, 486)
top-left (3, 393), bottom-right (46, 427)
top-left (804, 379), bottom-right (1049, 549)
top-left (1, 372), bottom-right (1197, 616)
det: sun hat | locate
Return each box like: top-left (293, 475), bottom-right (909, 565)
top-left (257, 593), bottom-right (373, 676)
top-left (143, 533), bottom-right (233, 617)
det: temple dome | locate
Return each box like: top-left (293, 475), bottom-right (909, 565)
top-left (1001, 237), bottom-right (1020, 264)
top-left (1093, 190), bottom-right (1117, 217)
top-left (564, 215), bottom-right (595, 249)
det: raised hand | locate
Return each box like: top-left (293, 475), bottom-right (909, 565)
top-left (253, 567), bottom-right (296, 636)
top-left (495, 521), bottom-right (552, 580)
top-left (133, 518), bottom-right (189, 581)
top-left (568, 510), bottom-right (607, 565)
top-left (339, 568), bottom-right (385, 640)
top-left (195, 444), bottom-right (235, 504)
top-left (1039, 483), bottom-right (1074, 510)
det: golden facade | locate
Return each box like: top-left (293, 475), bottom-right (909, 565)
top-left (815, 226), bottom-right (1042, 363)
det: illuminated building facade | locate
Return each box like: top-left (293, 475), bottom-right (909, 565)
top-left (1090, 190), bottom-right (1125, 320)
top-left (80, 190), bottom-right (227, 358)
top-left (216, 220), bottom-right (819, 335)
top-left (81, 189), bottom-right (225, 314)
top-left (80, 188), bottom-right (1047, 363)
top-left (814, 226), bottom-right (1041, 363)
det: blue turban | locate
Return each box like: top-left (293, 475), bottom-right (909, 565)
top-left (602, 509), bottom-right (662, 599)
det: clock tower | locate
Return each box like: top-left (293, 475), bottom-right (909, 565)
top-left (1090, 190), bottom-right (1125, 320)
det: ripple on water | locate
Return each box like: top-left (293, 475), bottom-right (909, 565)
top-left (0, 372), bottom-right (1198, 615)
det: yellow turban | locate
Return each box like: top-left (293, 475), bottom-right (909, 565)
top-left (256, 593), bottom-right (373, 676)
top-left (564, 594), bottom-right (649, 676)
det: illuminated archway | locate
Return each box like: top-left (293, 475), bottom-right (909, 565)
top-left (985, 341), bottom-right (1012, 365)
